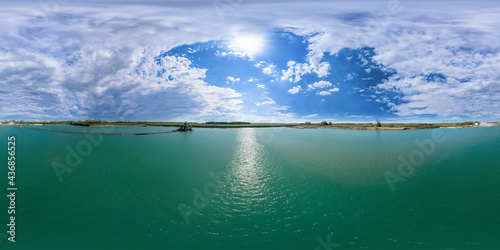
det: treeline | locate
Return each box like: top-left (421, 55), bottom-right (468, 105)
top-left (69, 119), bottom-right (109, 126)
top-left (308, 121), bottom-right (443, 129)
top-left (455, 121), bottom-right (479, 126)
top-left (206, 121), bottom-right (251, 124)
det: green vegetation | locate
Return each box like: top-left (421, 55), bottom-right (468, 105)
top-left (206, 121), bottom-right (251, 124)
top-left (454, 121), bottom-right (479, 126)
top-left (302, 123), bottom-right (457, 129)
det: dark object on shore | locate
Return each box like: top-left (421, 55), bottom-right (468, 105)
top-left (176, 122), bottom-right (193, 132)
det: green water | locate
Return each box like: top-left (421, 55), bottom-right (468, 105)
top-left (1, 126), bottom-right (499, 249)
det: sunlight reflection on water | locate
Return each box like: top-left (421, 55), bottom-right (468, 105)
top-left (229, 128), bottom-right (268, 198)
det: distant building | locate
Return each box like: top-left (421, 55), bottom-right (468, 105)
top-left (474, 122), bottom-right (479, 126)
top-left (8, 121), bottom-right (15, 125)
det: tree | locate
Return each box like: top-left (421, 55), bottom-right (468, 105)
top-left (375, 119), bottom-right (382, 127)
top-left (328, 122), bottom-right (332, 125)
top-left (305, 121), bottom-right (311, 125)
top-left (321, 121), bottom-right (328, 126)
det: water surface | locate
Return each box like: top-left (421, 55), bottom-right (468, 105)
top-left (1, 125), bottom-right (499, 249)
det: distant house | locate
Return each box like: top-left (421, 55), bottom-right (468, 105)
top-left (8, 121), bottom-right (15, 125)
top-left (474, 122), bottom-right (479, 126)
top-left (480, 121), bottom-right (494, 127)
top-left (0, 122), bottom-right (3, 125)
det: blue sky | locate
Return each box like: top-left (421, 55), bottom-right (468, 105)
top-left (1, 0), bottom-right (499, 122)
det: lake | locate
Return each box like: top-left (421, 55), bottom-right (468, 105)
top-left (1, 125), bottom-right (499, 249)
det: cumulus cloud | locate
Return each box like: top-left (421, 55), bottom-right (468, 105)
top-left (281, 60), bottom-right (330, 83)
top-left (256, 84), bottom-right (266, 89)
top-left (262, 64), bottom-right (276, 75)
top-left (0, 14), bottom-right (243, 120)
top-left (254, 61), bottom-right (265, 68)
top-left (2, 0), bottom-right (499, 121)
top-left (256, 98), bottom-right (276, 106)
top-left (307, 80), bottom-right (333, 90)
top-left (306, 81), bottom-right (339, 96)
top-left (0, 3), bottom-right (251, 121)
top-left (286, 1), bottom-right (500, 120)
top-left (226, 76), bottom-right (240, 84)
top-left (288, 85), bottom-right (302, 94)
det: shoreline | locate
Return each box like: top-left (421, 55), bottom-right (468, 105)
top-left (86, 124), bottom-right (293, 129)
top-left (292, 125), bottom-right (498, 130)
top-left (10, 123), bottom-right (498, 130)
top-left (55, 124), bottom-right (498, 130)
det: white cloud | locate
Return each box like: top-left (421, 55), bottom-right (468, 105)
top-left (346, 115), bottom-right (374, 119)
top-left (286, 2), bottom-right (500, 120)
top-left (307, 80), bottom-right (333, 90)
top-left (256, 98), bottom-right (276, 106)
top-left (329, 88), bottom-right (340, 92)
top-left (280, 55), bottom-right (330, 83)
top-left (2, 1), bottom-right (500, 121)
top-left (281, 60), bottom-right (325, 83)
top-left (288, 85), bottom-right (302, 94)
top-left (254, 61), bottom-right (266, 68)
top-left (226, 76), bottom-right (240, 84)
top-left (303, 114), bottom-right (319, 118)
top-left (318, 91), bottom-right (331, 96)
top-left (256, 84), bottom-right (266, 89)
top-left (262, 64), bottom-right (276, 75)
top-left (272, 105), bottom-right (291, 111)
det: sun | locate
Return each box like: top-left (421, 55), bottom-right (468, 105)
top-left (230, 35), bottom-right (264, 55)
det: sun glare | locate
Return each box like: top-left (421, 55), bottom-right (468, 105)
top-left (231, 35), bottom-right (264, 55)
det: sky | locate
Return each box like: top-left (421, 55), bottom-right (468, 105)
top-left (1, 0), bottom-right (499, 123)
